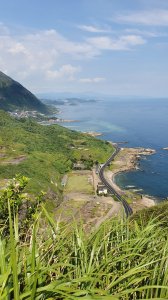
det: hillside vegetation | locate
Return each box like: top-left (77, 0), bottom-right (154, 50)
top-left (131, 200), bottom-right (168, 226)
top-left (0, 110), bottom-right (113, 204)
top-left (0, 71), bottom-right (48, 113)
top-left (1, 179), bottom-right (168, 299)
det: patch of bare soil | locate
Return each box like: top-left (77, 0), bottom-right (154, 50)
top-left (55, 168), bottom-right (122, 232)
top-left (2, 155), bottom-right (26, 165)
top-left (55, 193), bottom-right (122, 232)
top-left (131, 196), bottom-right (155, 213)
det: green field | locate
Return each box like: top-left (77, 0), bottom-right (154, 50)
top-left (65, 172), bottom-right (94, 194)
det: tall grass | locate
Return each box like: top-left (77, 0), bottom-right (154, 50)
top-left (0, 205), bottom-right (168, 299)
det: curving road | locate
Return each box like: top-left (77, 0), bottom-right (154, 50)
top-left (99, 146), bottom-right (133, 217)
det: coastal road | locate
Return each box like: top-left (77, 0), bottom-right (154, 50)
top-left (99, 146), bottom-right (133, 217)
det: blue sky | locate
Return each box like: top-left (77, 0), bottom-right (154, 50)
top-left (0, 0), bottom-right (168, 96)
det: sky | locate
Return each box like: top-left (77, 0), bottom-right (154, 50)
top-left (0, 0), bottom-right (168, 97)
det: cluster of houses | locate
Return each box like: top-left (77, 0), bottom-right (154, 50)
top-left (9, 110), bottom-right (44, 119)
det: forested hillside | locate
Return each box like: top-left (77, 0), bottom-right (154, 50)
top-left (0, 71), bottom-right (48, 112)
top-left (0, 110), bottom-right (113, 203)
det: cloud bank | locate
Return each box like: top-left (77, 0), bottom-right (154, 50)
top-left (116, 10), bottom-right (168, 26)
top-left (0, 23), bottom-right (148, 85)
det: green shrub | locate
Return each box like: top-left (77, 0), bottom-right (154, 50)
top-left (1, 178), bottom-right (168, 299)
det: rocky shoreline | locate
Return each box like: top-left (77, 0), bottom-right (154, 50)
top-left (105, 147), bottom-right (157, 212)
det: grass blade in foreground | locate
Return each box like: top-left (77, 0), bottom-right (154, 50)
top-left (8, 200), bottom-right (20, 299)
top-left (0, 189), bottom-right (168, 299)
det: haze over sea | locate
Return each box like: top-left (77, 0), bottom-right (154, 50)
top-left (56, 98), bottom-right (168, 200)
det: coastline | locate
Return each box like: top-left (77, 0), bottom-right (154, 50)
top-left (105, 147), bottom-right (156, 212)
top-left (39, 118), bottom-right (79, 125)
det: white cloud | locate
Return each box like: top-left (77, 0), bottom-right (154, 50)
top-left (8, 42), bottom-right (28, 54)
top-left (79, 77), bottom-right (105, 83)
top-left (0, 28), bottom-right (87, 82)
top-left (124, 28), bottom-right (164, 37)
top-left (0, 23), bottom-right (148, 83)
top-left (0, 22), bottom-right (10, 35)
top-left (121, 35), bottom-right (146, 46)
top-left (87, 35), bottom-right (146, 51)
top-left (46, 64), bottom-right (80, 80)
top-left (78, 25), bottom-right (110, 33)
top-left (0, 23), bottom-right (148, 92)
top-left (116, 10), bottom-right (168, 26)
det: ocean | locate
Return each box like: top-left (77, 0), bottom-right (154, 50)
top-left (56, 98), bottom-right (168, 200)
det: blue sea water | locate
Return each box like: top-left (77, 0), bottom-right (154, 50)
top-left (56, 98), bottom-right (168, 200)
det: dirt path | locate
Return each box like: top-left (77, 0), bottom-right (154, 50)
top-left (94, 200), bottom-right (122, 230)
top-left (1, 155), bottom-right (26, 165)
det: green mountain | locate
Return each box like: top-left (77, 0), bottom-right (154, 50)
top-left (0, 71), bottom-right (48, 113)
